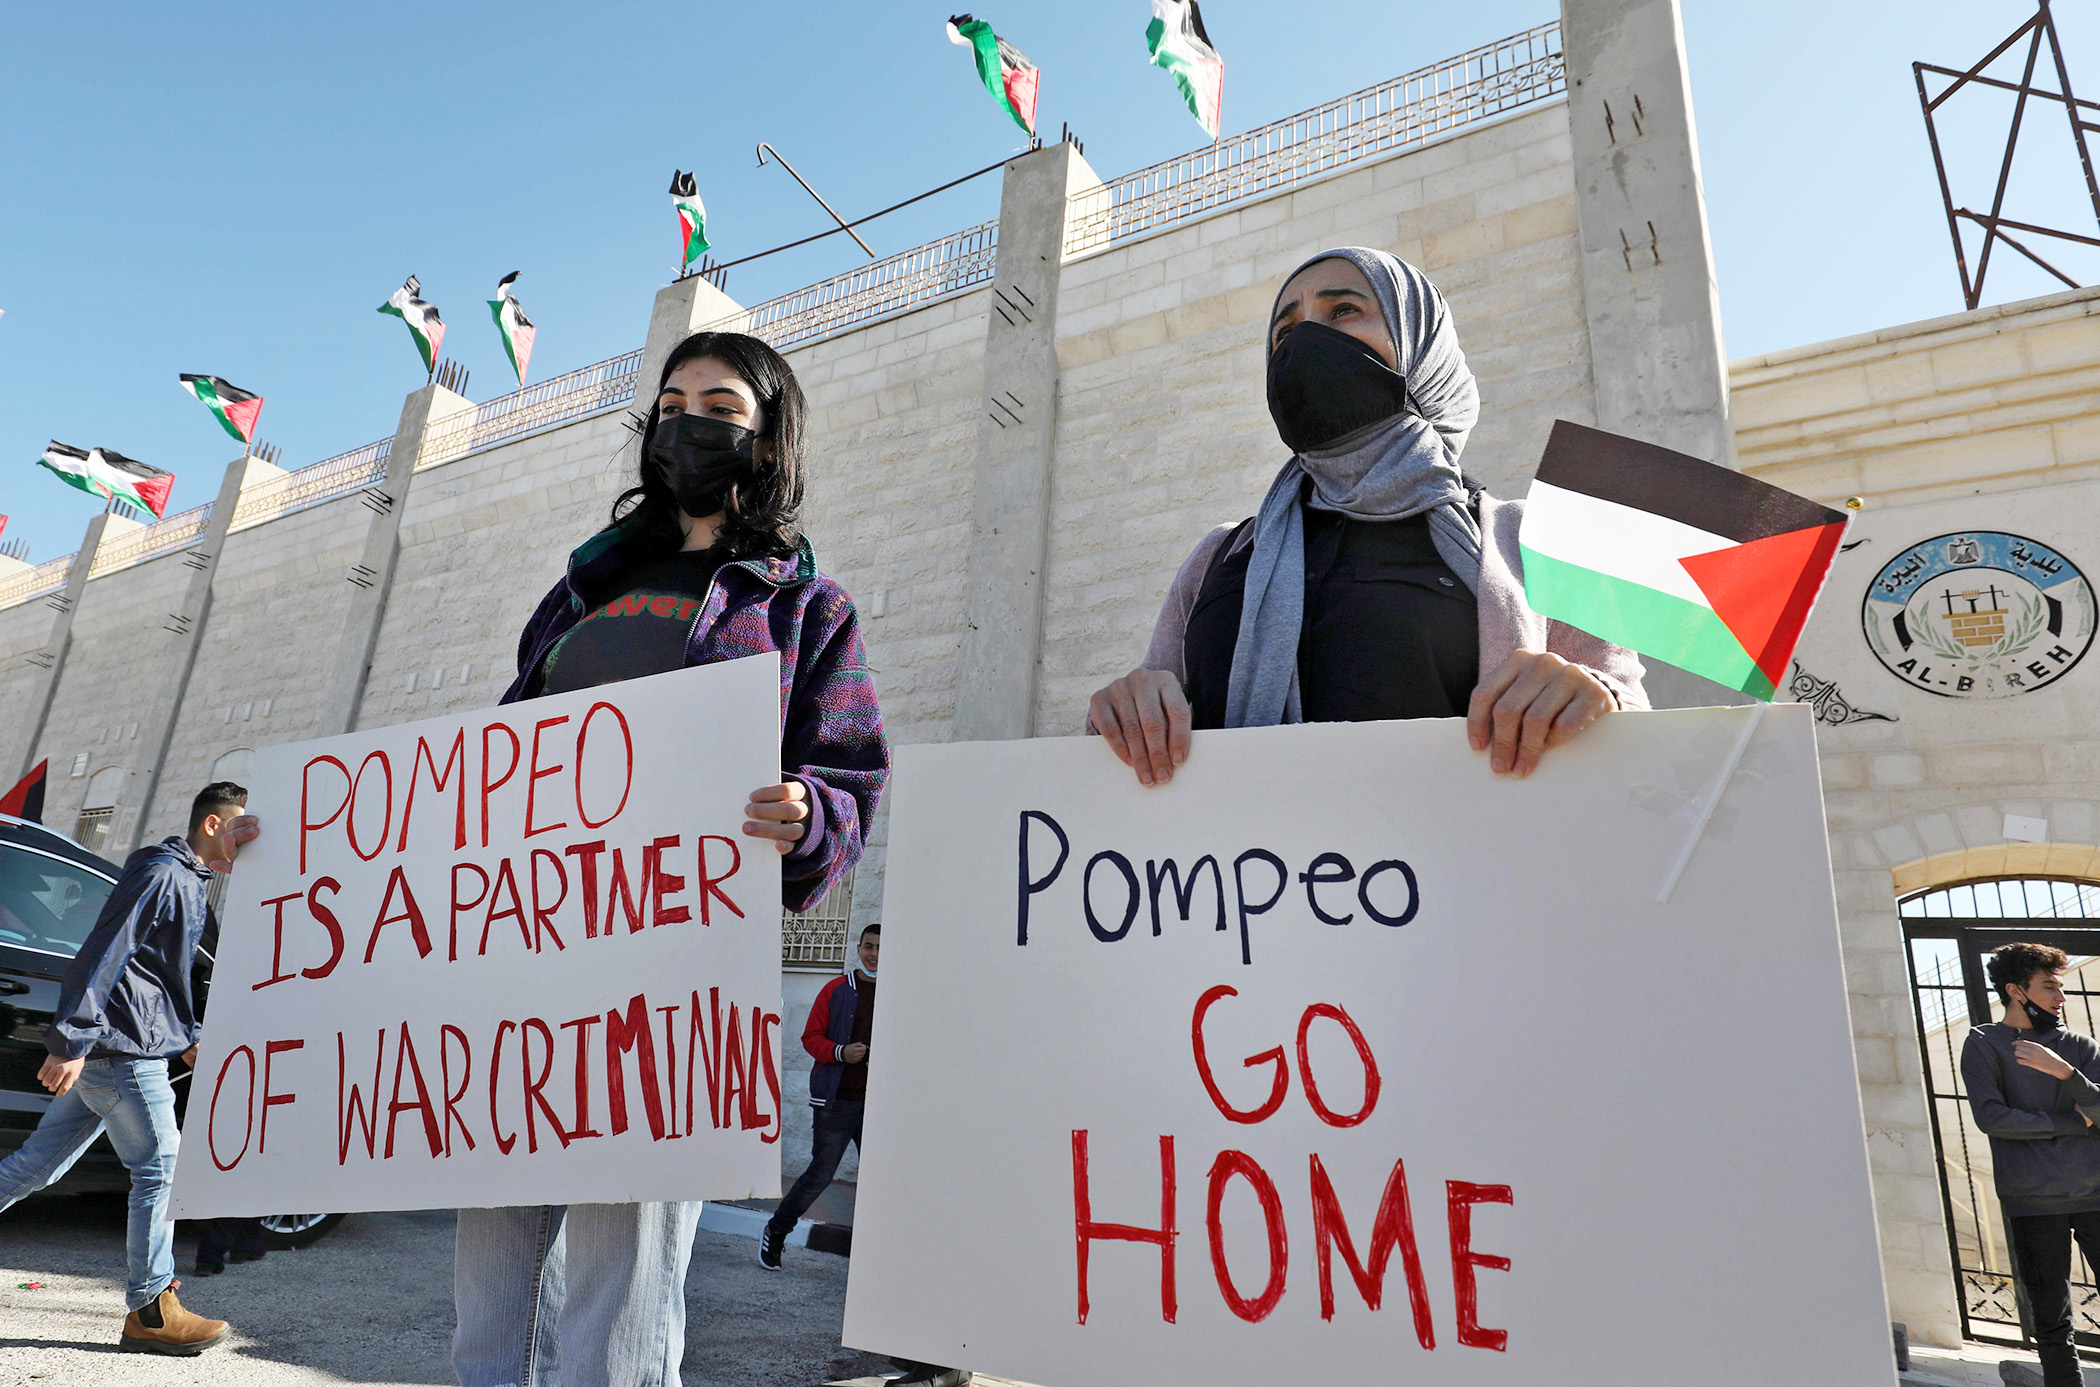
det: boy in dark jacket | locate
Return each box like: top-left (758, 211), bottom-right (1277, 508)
top-left (1961, 941), bottom-right (2100, 1387)
top-left (0, 781), bottom-right (255, 1355)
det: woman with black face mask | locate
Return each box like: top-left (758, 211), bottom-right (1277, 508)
top-left (457, 331), bottom-right (889, 1387)
top-left (1089, 247), bottom-right (1646, 785)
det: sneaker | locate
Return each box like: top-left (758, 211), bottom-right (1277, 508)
top-left (891, 1366), bottom-right (971, 1386)
top-left (758, 1223), bottom-right (785, 1271)
top-left (120, 1286), bottom-right (229, 1356)
top-left (191, 1258), bottom-right (225, 1277)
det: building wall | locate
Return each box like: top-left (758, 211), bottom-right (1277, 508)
top-left (1732, 284), bottom-right (2100, 1346)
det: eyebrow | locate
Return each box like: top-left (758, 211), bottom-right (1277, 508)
top-left (658, 386), bottom-right (750, 401)
top-left (1271, 286), bottom-right (1373, 329)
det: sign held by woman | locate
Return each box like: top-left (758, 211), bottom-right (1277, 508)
top-left (169, 654), bottom-right (785, 1217)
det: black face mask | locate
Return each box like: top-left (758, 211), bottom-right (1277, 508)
top-left (646, 413), bottom-right (757, 517)
top-left (1265, 319), bottom-right (1412, 455)
top-left (2021, 995), bottom-right (2064, 1033)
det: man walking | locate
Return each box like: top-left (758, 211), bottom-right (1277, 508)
top-left (0, 782), bottom-right (256, 1355)
top-left (1962, 941), bottom-right (2100, 1387)
top-left (760, 924), bottom-right (966, 1387)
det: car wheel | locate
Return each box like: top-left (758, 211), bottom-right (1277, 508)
top-left (256, 1212), bottom-right (347, 1249)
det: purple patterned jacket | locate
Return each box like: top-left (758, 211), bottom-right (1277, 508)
top-left (503, 526), bottom-right (888, 913)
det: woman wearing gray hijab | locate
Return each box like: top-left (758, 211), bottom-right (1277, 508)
top-left (1089, 246), bottom-right (1647, 785)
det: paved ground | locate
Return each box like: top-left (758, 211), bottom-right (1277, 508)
top-left (0, 1192), bottom-right (930, 1386)
top-left (1907, 1341), bottom-right (2100, 1385)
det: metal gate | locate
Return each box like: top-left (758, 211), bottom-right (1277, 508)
top-left (1903, 877), bottom-right (2100, 1347)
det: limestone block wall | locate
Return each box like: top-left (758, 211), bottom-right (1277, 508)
top-left (0, 591), bottom-right (58, 780)
top-left (1732, 284), bottom-right (2100, 1347)
top-left (141, 496), bottom-right (369, 842)
top-left (1039, 102), bottom-right (1595, 734)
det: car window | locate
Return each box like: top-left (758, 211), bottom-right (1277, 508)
top-left (0, 842), bottom-right (116, 958)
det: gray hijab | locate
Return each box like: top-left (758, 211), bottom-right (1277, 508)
top-left (1223, 247), bottom-right (1483, 728)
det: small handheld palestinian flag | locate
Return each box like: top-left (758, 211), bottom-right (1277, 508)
top-left (1146, 0), bottom-right (1223, 140)
top-left (947, 14), bottom-right (1039, 136)
top-left (1519, 421), bottom-right (1848, 700)
top-left (487, 272), bottom-right (537, 385)
top-left (178, 374), bottom-right (264, 444)
top-left (378, 275), bottom-right (445, 374)
top-left (38, 442), bottom-right (176, 520)
top-left (0, 760), bottom-right (47, 824)
top-left (670, 171), bottom-right (709, 268)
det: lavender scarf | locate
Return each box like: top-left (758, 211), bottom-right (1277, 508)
top-left (1223, 247), bottom-right (1484, 728)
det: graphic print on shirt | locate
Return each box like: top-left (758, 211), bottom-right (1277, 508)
top-left (540, 548), bottom-right (727, 695)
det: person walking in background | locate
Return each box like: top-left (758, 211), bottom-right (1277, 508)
top-left (762, 923), bottom-right (879, 1268)
top-left (760, 923), bottom-right (967, 1387)
top-left (0, 782), bottom-right (257, 1355)
top-left (1961, 942), bottom-right (2100, 1387)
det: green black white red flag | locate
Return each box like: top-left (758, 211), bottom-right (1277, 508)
top-left (178, 374), bottom-right (264, 444)
top-left (1519, 420), bottom-right (1848, 700)
top-left (37, 442), bottom-right (176, 519)
top-left (487, 272), bottom-right (537, 385)
top-left (670, 171), bottom-right (709, 268)
top-left (1146, 0), bottom-right (1223, 139)
top-left (0, 760), bottom-right (46, 824)
top-left (379, 276), bottom-right (445, 373)
top-left (947, 14), bottom-right (1039, 136)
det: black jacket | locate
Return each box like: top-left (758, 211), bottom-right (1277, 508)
top-left (1961, 1022), bottom-right (2100, 1216)
top-left (43, 836), bottom-right (212, 1061)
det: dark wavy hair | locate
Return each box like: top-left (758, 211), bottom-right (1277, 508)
top-left (609, 331), bottom-right (808, 561)
top-left (1988, 941), bottom-right (2069, 1001)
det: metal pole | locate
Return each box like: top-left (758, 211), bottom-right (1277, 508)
top-left (755, 143), bottom-right (877, 259)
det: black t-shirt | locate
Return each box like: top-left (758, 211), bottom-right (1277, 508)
top-left (540, 549), bottom-right (728, 696)
top-left (1182, 508), bottom-right (1479, 728)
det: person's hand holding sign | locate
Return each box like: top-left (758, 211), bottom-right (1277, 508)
top-left (744, 782), bottom-right (810, 854)
top-left (1466, 650), bottom-right (1617, 779)
top-left (199, 812), bottom-right (261, 873)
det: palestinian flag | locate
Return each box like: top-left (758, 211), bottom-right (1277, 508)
top-left (178, 374), bottom-right (264, 444)
top-left (1146, 0), bottom-right (1223, 140)
top-left (487, 271), bottom-right (536, 385)
top-left (1519, 421), bottom-right (1848, 699)
top-left (0, 760), bottom-right (46, 824)
top-left (670, 171), bottom-right (709, 267)
top-left (947, 14), bottom-right (1038, 136)
top-left (379, 275), bottom-right (445, 373)
top-left (38, 442), bottom-right (176, 520)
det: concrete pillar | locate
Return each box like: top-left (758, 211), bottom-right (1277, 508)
top-left (952, 142), bottom-right (1104, 741)
top-left (116, 453), bottom-right (286, 854)
top-left (633, 276), bottom-right (749, 424)
top-left (319, 384), bottom-right (474, 735)
top-left (16, 510), bottom-right (134, 779)
top-left (1561, 0), bottom-right (1744, 709)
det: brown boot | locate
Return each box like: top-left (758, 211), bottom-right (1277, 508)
top-left (120, 1285), bottom-right (229, 1355)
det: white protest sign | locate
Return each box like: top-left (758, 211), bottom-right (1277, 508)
top-left (171, 654), bottom-right (785, 1217)
top-left (844, 705), bottom-right (1893, 1386)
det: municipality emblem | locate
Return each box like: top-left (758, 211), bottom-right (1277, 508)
top-left (1862, 531), bottom-right (2096, 698)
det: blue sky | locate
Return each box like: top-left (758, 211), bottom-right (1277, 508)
top-left (1, 1), bottom-right (2094, 560)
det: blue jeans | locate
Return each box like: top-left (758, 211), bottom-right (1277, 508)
top-left (0, 1057), bottom-right (179, 1311)
top-left (453, 1201), bottom-right (702, 1387)
top-left (766, 1100), bottom-right (861, 1236)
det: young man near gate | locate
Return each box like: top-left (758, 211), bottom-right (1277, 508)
top-left (760, 924), bottom-right (967, 1387)
top-left (0, 782), bottom-right (258, 1355)
top-left (1962, 941), bottom-right (2100, 1387)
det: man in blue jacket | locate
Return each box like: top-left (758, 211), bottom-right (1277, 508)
top-left (0, 781), bottom-right (256, 1356)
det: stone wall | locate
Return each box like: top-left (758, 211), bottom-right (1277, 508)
top-left (1733, 283), bottom-right (2100, 1346)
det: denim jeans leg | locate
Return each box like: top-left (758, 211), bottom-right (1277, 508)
top-left (0, 1070), bottom-right (110, 1213)
top-left (455, 1204), bottom-right (567, 1387)
top-left (85, 1059), bottom-right (180, 1310)
top-left (556, 1201), bottom-right (702, 1387)
top-left (767, 1101), bottom-right (862, 1235)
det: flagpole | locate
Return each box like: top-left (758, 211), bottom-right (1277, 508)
top-left (1654, 701), bottom-right (1768, 904)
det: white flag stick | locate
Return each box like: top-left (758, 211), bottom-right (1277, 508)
top-left (1656, 701), bottom-right (1768, 904)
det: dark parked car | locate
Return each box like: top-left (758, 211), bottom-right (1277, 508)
top-left (0, 813), bottom-right (343, 1246)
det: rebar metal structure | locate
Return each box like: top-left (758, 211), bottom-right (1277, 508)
top-left (1915, 0), bottom-right (2100, 310)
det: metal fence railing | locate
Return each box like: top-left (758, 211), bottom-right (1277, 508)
top-left (783, 869), bottom-right (856, 970)
top-left (418, 348), bottom-right (647, 467)
top-left (228, 437), bottom-right (393, 532)
top-left (1065, 22), bottom-right (1566, 258)
top-left (87, 504), bottom-right (214, 579)
top-left (0, 553), bottom-right (77, 613)
top-left (701, 221), bottom-right (1001, 353)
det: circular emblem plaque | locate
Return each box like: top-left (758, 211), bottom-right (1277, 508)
top-left (1862, 532), bottom-right (2096, 698)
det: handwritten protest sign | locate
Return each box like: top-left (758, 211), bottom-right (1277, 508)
top-left (171, 654), bottom-right (784, 1217)
top-left (844, 705), bottom-right (1894, 1385)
